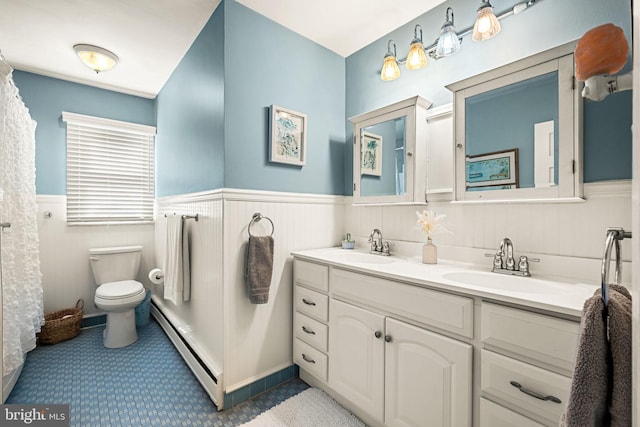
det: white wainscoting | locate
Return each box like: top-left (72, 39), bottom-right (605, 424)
top-left (345, 180), bottom-right (632, 268)
top-left (154, 191), bottom-right (225, 382)
top-left (154, 189), bottom-right (345, 394)
top-left (36, 195), bottom-right (155, 315)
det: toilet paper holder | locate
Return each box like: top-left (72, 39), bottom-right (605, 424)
top-left (148, 268), bottom-right (165, 284)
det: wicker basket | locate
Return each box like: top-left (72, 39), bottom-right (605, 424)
top-left (38, 299), bottom-right (84, 345)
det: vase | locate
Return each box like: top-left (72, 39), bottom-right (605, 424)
top-left (422, 238), bottom-right (437, 264)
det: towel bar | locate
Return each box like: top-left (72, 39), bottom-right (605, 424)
top-left (601, 227), bottom-right (631, 306)
top-left (248, 212), bottom-right (274, 237)
top-left (163, 213), bottom-right (199, 221)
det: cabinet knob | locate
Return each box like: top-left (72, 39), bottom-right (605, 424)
top-left (384, 335), bottom-right (392, 343)
top-left (374, 331), bottom-right (382, 339)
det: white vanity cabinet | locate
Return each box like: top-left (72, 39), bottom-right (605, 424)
top-left (330, 299), bottom-right (472, 427)
top-left (294, 263), bottom-right (473, 427)
top-left (292, 260), bottom-right (330, 381)
top-left (480, 302), bottom-right (580, 426)
top-left (292, 251), bottom-right (584, 427)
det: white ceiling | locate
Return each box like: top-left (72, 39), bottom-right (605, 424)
top-left (0, 0), bottom-right (446, 99)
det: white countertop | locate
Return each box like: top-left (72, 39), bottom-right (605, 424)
top-left (292, 247), bottom-right (600, 319)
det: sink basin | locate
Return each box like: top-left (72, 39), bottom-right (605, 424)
top-left (338, 252), bottom-right (396, 265)
top-left (442, 271), bottom-right (569, 294)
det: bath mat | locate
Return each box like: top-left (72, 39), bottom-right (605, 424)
top-left (240, 387), bottom-right (366, 427)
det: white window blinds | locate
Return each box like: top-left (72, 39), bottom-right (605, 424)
top-left (62, 112), bottom-right (156, 224)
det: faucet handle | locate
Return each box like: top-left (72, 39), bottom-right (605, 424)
top-left (518, 256), bottom-right (530, 275)
top-left (382, 241), bottom-right (395, 255)
top-left (492, 252), bottom-right (503, 270)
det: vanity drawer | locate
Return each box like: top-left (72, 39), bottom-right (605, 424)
top-left (294, 260), bottom-right (329, 292)
top-left (481, 350), bottom-right (570, 425)
top-left (481, 302), bottom-right (579, 373)
top-left (294, 338), bottom-right (328, 381)
top-left (294, 285), bottom-right (329, 322)
top-left (294, 311), bottom-right (328, 352)
top-left (480, 398), bottom-right (545, 427)
top-left (331, 268), bottom-right (473, 338)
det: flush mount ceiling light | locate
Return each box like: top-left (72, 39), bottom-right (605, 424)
top-left (381, 40), bottom-right (401, 81)
top-left (73, 44), bottom-right (119, 73)
top-left (406, 25), bottom-right (428, 70)
top-left (472, 0), bottom-right (501, 41)
top-left (435, 7), bottom-right (461, 58)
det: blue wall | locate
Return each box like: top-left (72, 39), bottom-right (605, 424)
top-left (222, 0), bottom-right (345, 195)
top-left (14, 0), bottom-right (632, 197)
top-left (154, 0), bottom-right (346, 197)
top-left (155, 5), bottom-right (225, 197)
top-left (12, 71), bottom-right (155, 195)
top-left (345, 0), bottom-right (632, 193)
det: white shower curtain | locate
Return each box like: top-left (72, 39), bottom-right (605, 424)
top-left (0, 57), bottom-right (44, 377)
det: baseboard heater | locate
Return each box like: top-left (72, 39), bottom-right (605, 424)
top-left (150, 300), bottom-right (223, 410)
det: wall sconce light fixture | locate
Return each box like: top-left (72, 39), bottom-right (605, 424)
top-left (73, 44), bottom-right (119, 73)
top-left (381, 40), bottom-right (401, 81)
top-left (472, 0), bottom-right (501, 41)
top-left (379, 0), bottom-right (539, 81)
top-left (406, 25), bottom-right (428, 70)
top-left (436, 7), bottom-right (461, 58)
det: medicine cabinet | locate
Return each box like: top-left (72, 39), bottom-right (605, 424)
top-left (350, 96), bottom-right (433, 204)
top-left (447, 41), bottom-right (584, 203)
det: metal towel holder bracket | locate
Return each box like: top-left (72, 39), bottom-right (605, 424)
top-left (248, 212), bottom-right (274, 237)
top-left (601, 227), bottom-right (632, 306)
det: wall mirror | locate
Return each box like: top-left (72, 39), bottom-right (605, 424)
top-left (350, 96), bottom-right (431, 204)
top-left (447, 42), bottom-right (584, 203)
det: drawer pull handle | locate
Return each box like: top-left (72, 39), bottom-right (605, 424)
top-left (509, 381), bottom-right (561, 404)
top-left (302, 298), bottom-right (316, 306)
top-left (374, 331), bottom-right (382, 339)
top-left (302, 353), bottom-right (316, 364)
top-left (302, 326), bottom-right (316, 335)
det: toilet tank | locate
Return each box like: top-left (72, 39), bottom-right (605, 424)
top-left (89, 245), bottom-right (143, 285)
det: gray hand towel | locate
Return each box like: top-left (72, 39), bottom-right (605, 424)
top-left (245, 236), bottom-right (274, 304)
top-left (561, 284), bottom-right (631, 427)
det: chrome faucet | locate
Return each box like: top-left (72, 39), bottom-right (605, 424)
top-left (499, 238), bottom-right (515, 271)
top-left (489, 237), bottom-right (538, 277)
top-left (368, 228), bottom-right (391, 256)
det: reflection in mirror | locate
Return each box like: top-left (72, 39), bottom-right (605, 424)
top-left (360, 116), bottom-right (406, 197)
top-left (350, 95), bottom-right (431, 205)
top-left (465, 72), bottom-right (558, 191)
top-left (448, 41), bottom-right (583, 202)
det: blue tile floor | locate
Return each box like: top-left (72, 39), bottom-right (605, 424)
top-left (7, 319), bottom-right (309, 426)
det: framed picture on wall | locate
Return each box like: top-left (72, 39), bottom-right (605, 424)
top-left (466, 148), bottom-right (518, 188)
top-left (361, 132), bottom-right (383, 176)
top-left (269, 105), bottom-right (307, 166)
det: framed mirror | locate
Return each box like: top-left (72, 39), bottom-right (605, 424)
top-left (447, 42), bottom-right (584, 203)
top-left (350, 96), bottom-right (431, 204)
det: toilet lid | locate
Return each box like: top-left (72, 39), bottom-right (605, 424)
top-left (96, 280), bottom-right (144, 300)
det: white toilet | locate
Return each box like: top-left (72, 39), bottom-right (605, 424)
top-left (89, 245), bottom-right (146, 348)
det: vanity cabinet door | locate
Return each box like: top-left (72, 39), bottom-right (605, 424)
top-left (385, 318), bottom-right (472, 427)
top-left (329, 299), bottom-right (385, 422)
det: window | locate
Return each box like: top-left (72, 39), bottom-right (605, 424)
top-left (62, 112), bottom-right (156, 224)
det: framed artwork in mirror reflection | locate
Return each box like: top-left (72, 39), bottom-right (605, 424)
top-left (361, 132), bottom-right (382, 176)
top-left (466, 148), bottom-right (518, 189)
top-left (269, 105), bottom-right (307, 166)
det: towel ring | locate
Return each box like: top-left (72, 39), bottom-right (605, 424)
top-left (600, 227), bottom-right (631, 306)
top-left (248, 212), bottom-right (274, 237)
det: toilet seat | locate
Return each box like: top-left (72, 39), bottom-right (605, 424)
top-left (96, 280), bottom-right (144, 300)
